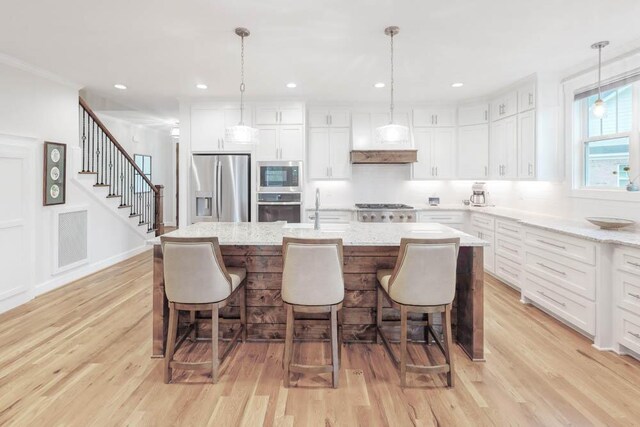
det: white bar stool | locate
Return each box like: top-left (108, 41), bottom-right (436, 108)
top-left (161, 236), bottom-right (247, 384)
top-left (281, 237), bottom-right (345, 388)
top-left (376, 237), bottom-right (460, 387)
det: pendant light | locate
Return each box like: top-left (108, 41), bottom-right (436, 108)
top-left (591, 40), bottom-right (610, 119)
top-left (375, 26), bottom-right (409, 144)
top-left (225, 27), bottom-right (258, 144)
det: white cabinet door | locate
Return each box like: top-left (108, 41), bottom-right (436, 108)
top-left (518, 82), bottom-right (536, 112)
top-left (307, 128), bottom-right (330, 179)
top-left (491, 91), bottom-right (518, 121)
top-left (518, 110), bottom-right (536, 178)
top-left (490, 119), bottom-right (504, 178)
top-left (308, 109), bottom-right (329, 127)
top-left (432, 128), bottom-right (456, 179)
top-left (353, 111), bottom-right (410, 148)
top-left (191, 109), bottom-right (225, 152)
top-left (490, 116), bottom-right (517, 179)
top-left (351, 112), bottom-right (372, 149)
top-left (458, 124), bottom-right (489, 179)
top-left (256, 126), bottom-right (279, 160)
top-left (279, 104), bottom-right (304, 125)
top-left (329, 128), bottom-right (351, 179)
top-left (412, 128), bottom-right (433, 179)
top-left (255, 106), bottom-right (280, 125)
top-left (279, 126), bottom-right (304, 160)
top-left (328, 109), bottom-right (351, 128)
top-left (221, 108), bottom-right (254, 151)
top-left (413, 108), bottom-right (456, 127)
top-left (458, 104), bottom-right (489, 126)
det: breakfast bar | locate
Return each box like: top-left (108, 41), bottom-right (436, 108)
top-left (151, 221), bottom-right (487, 361)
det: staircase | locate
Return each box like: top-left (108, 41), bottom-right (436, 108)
top-left (78, 98), bottom-right (164, 236)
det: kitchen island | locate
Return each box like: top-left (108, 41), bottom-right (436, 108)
top-left (150, 221), bottom-right (487, 361)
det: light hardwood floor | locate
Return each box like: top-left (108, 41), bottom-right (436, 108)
top-left (1, 250), bottom-right (639, 426)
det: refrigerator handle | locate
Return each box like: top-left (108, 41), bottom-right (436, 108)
top-left (216, 160), bottom-right (222, 220)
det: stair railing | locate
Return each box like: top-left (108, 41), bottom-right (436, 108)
top-left (79, 97), bottom-right (164, 236)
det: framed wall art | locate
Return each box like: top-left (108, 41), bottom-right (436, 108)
top-left (43, 141), bottom-right (66, 206)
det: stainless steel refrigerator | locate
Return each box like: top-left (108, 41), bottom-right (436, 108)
top-left (191, 154), bottom-right (251, 223)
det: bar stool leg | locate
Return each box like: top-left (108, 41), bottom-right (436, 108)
top-left (190, 310), bottom-right (197, 341)
top-left (211, 304), bottom-right (220, 383)
top-left (442, 304), bottom-right (455, 387)
top-left (240, 285), bottom-right (247, 343)
top-left (376, 287), bottom-right (383, 344)
top-left (164, 303), bottom-right (178, 384)
top-left (283, 304), bottom-right (294, 387)
top-left (337, 309), bottom-right (343, 364)
top-left (426, 313), bottom-right (434, 345)
top-left (331, 305), bottom-right (340, 388)
top-left (400, 305), bottom-right (408, 387)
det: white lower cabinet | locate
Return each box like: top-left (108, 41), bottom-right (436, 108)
top-left (493, 219), bottom-right (523, 289)
top-left (417, 211), bottom-right (464, 230)
top-left (614, 246), bottom-right (640, 357)
top-left (469, 213), bottom-right (495, 274)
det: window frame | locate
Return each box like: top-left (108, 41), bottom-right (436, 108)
top-left (134, 154), bottom-right (152, 193)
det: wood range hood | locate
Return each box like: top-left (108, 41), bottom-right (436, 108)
top-left (350, 149), bottom-right (418, 164)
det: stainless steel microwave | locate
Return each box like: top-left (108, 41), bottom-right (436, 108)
top-left (257, 161), bottom-right (302, 192)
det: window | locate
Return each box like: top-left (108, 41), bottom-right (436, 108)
top-left (134, 154), bottom-right (152, 193)
top-left (578, 84), bottom-right (636, 189)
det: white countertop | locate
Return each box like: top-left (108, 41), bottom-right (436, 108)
top-left (149, 221), bottom-right (487, 247)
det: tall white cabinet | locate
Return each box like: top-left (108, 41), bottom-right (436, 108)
top-left (307, 108), bottom-right (352, 180)
top-left (191, 107), bottom-right (255, 152)
top-left (457, 103), bottom-right (489, 179)
top-left (412, 107), bottom-right (456, 179)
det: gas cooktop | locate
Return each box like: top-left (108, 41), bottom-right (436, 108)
top-left (355, 203), bottom-right (414, 210)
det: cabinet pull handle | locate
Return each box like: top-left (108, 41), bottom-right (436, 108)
top-left (484, 110), bottom-right (488, 121)
top-left (630, 332), bottom-right (640, 339)
top-left (326, 115), bottom-right (329, 125)
top-left (501, 245), bottom-right (518, 254)
top-left (330, 166), bottom-right (333, 177)
top-left (529, 93), bottom-right (533, 106)
top-left (430, 216), bottom-right (453, 220)
top-left (529, 163), bottom-right (533, 176)
top-left (537, 262), bottom-right (567, 276)
top-left (536, 239), bottom-right (566, 250)
top-left (500, 226), bottom-right (518, 233)
top-left (330, 115), bottom-right (332, 125)
top-left (435, 115), bottom-right (438, 125)
top-left (628, 261), bottom-right (640, 268)
top-left (537, 291), bottom-right (566, 307)
top-left (484, 166), bottom-right (488, 176)
top-left (629, 293), bottom-right (640, 299)
top-left (435, 166), bottom-right (438, 176)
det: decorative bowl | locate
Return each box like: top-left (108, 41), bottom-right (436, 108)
top-left (585, 217), bottom-right (635, 230)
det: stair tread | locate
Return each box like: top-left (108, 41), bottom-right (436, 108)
top-left (93, 184), bottom-right (109, 187)
top-left (129, 214), bottom-right (141, 218)
top-left (146, 229), bottom-right (157, 234)
top-left (78, 171), bottom-right (98, 175)
top-left (106, 195), bottom-right (121, 198)
top-left (118, 205), bottom-right (132, 209)
top-left (138, 222), bottom-right (150, 226)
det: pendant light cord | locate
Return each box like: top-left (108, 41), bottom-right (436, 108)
top-left (240, 34), bottom-right (245, 125)
top-left (597, 45), bottom-right (602, 99)
top-left (390, 32), bottom-right (395, 124)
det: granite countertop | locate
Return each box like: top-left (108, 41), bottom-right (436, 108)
top-left (469, 206), bottom-right (640, 248)
top-left (148, 221), bottom-right (487, 247)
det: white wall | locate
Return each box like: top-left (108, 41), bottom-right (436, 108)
top-left (96, 114), bottom-right (176, 226)
top-left (0, 59), bottom-right (149, 314)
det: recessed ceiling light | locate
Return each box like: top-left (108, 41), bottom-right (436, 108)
top-left (286, 82), bottom-right (297, 88)
top-left (114, 84), bottom-right (127, 90)
top-left (451, 82), bottom-right (464, 88)
top-left (196, 84), bottom-right (208, 90)
top-left (374, 82), bottom-right (386, 88)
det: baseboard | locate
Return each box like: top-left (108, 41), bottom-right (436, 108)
top-left (0, 291), bottom-right (34, 315)
top-left (35, 245), bottom-right (150, 296)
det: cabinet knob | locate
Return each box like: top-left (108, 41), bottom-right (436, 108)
top-left (407, 215), bottom-right (413, 220)
top-left (389, 214), bottom-right (394, 220)
top-left (399, 214), bottom-right (405, 219)
top-left (370, 214), bottom-right (376, 220)
top-left (362, 214), bottom-right (368, 220)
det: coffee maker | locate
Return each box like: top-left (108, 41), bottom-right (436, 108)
top-left (470, 182), bottom-right (489, 206)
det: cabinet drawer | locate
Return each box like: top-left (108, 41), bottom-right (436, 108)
top-left (495, 235), bottom-right (523, 263)
top-left (418, 211), bottom-right (464, 224)
top-left (618, 309), bottom-right (640, 355)
top-left (524, 228), bottom-right (596, 265)
top-left (616, 270), bottom-right (640, 316)
top-left (524, 249), bottom-right (596, 300)
top-left (524, 273), bottom-right (595, 335)
top-left (471, 214), bottom-right (494, 231)
top-left (495, 219), bottom-right (522, 240)
top-left (306, 210), bottom-right (353, 223)
top-left (495, 254), bottom-right (522, 289)
top-left (614, 246), bottom-right (640, 275)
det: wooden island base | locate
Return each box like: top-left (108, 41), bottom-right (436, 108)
top-left (152, 245), bottom-right (484, 361)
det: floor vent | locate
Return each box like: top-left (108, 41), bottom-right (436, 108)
top-left (58, 209), bottom-right (88, 269)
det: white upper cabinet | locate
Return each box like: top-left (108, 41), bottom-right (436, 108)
top-left (458, 124), bottom-right (489, 179)
top-left (256, 125), bottom-right (304, 161)
top-left (190, 107), bottom-right (254, 152)
top-left (490, 115), bottom-right (518, 179)
top-left (255, 103), bottom-right (304, 125)
top-left (307, 128), bottom-right (351, 180)
top-left (491, 90), bottom-right (518, 121)
top-left (517, 81), bottom-right (536, 113)
top-left (413, 107), bottom-right (456, 127)
top-left (458, 104), bottom-right (489, 126)
top-left (308, 108), bottom-right (351, 128)
top-left (351, 111), bottom-right (411, 149)
top-left (412, 127), bottom-right (456, 179)
top-left (518, 109), bottom-right (536, 178)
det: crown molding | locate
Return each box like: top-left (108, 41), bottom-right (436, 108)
top-left (0, 51), bottom-right (82, 90)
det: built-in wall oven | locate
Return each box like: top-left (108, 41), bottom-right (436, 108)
top-left (257, 161), bottom-right (303, 223)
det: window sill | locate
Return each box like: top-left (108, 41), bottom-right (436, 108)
top-left (570, 187), bottom-right (640, 202)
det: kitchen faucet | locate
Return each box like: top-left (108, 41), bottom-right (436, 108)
top-left (314, 188), bottom-right (320, 230)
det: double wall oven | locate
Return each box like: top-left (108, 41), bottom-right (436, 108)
top-left (257, 161), bottom-right (303, 223)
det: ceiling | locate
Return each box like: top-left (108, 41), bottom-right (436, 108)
top-left (1, 0), bottom-right (640, 124)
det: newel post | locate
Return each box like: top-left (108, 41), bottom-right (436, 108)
top-left (154, 185), bottom-right (165, 236)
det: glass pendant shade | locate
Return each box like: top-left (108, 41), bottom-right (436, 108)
top-left (225, 124), bottom-right (258, 144)
top-left (591, 98), bottom-right (607, 119)
top-left (375, 123), bottom-right (409, 144)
